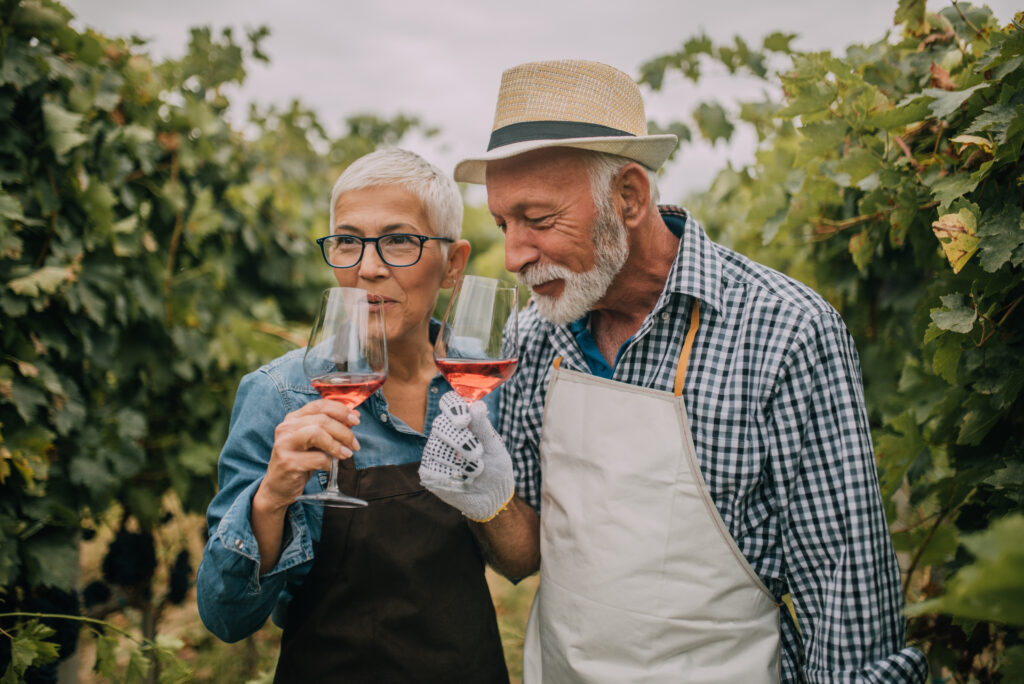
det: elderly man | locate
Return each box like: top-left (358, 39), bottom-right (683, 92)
top-left (419, 60), bottom-right (928, 682)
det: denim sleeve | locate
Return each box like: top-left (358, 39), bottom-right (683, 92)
top-left (196, 368), bottom-right (317, 643)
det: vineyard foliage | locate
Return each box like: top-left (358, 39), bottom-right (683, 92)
top-left (642, 1), bottom-right (1023, 678)
top-left (0, 0), bottom-right (433, 676)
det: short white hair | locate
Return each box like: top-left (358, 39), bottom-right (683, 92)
top-left (328, 148), bottom-right (463, 241)
top-left (581, 151), bottom-right (661, 211)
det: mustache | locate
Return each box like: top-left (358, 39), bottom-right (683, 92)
top-left (517, 262), bottom-right (576, 289)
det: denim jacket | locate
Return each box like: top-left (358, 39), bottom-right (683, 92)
top-left (196, 342), bottom-right (499, 643)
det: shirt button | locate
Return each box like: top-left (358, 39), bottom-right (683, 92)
top-left (661, 312), bottom-right (670, 321)
top-left (430, 386), bottom-right (439, 394)
top-left (380, 413), bottom-right (389, 422)
top-left (234, 539), bottom-right (243, 549)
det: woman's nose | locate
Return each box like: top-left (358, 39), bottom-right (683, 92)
top-left (358, 242), bottom-right (391, 279)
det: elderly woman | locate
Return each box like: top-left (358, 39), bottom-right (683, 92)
top-left (196, 149), bottom-right (509, 683)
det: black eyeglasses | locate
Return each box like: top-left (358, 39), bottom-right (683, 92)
top-left (316, 233), bottom-right (455, 268)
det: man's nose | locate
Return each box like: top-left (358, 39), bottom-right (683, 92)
top-left (504, 225), bottom-right (540, 274)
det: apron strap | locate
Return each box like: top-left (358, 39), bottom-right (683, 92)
top-left (673, 300), bottom-right (701, 397)
top-left (550, 300), bottom-right (701, 396)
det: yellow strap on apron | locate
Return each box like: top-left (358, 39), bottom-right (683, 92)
top-left (673, 301), bottom-right (701, 396)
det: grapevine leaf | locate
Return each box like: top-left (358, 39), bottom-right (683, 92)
top-left (927, 173), bottom-right (981, 210)
top-left (976, 204), bottom-right (1024, 272)
top-left (692, 102), bottom-right (734, 144)
top-left (930, 293), bottom-right (976, 334)
top-left (3, 620), bottom-right (59, 680)
top-left (41, 101), bottom-right (88, 157)
top-left (958, 394), bottom-right (1002, 445)
top-left (126, 647), bottom-right (151, 682)
top-left (932, 209), bottom-right (979, 273)
top-left (894, 0), bottom-right (928, 34)
top-left (933, 334), bottom-right (962, 385)
top-left (875, 410), bottom-right (926, 499)
top-left (964, 103), bottom-right (1018, 143)
top-left (866, 97), bottom-right (930, 130)
top-left (93, 633), bottom-right (119, 677)
top-left (848, 230), bottom-right (875, 271)
top-left (7, 265), bottom-right (76, 297)
top-left (23, 531), bottom-right (79, 589)
top-left (762, 32), bottom-right (797, 53)
top-left (897, 83), bottom-right (990, 121)
top-left (907, 514), bottom-right (1024, 626)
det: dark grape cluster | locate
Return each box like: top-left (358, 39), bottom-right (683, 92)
top-left (81, 579), bottom-right (112, 609)
top-left (167, 549), bottom-right (192, 605)
top-left (101, 530), bottom-right (157, 588)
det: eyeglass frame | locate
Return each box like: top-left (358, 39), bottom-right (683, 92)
top-left (316, 233), bottom-right (455, 269)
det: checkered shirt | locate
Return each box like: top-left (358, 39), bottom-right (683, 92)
top-left (498, 206), bottom-right (928, 682)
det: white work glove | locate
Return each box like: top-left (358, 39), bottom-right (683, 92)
top-left (419, 391), bottom-right (515, 522)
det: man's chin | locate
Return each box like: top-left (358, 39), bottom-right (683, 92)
top-left (532, 293), bottom-right (585, 326)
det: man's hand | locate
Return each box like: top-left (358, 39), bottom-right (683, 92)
top-left (420, 391), bottom-right (514, 522)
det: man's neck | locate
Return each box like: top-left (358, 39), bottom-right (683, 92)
top-left (590, 211), bottom-right (679, 364)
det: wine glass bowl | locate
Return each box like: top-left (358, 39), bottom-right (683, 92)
top-left (296, 287), bottom-right (388, 508)
top-left (434, 275), bottom-right (518, 403)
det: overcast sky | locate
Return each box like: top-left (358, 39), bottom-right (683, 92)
top-left (63, 0), bottom-right (1019, 205)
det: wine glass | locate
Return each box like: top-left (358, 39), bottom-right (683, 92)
top-left (434, 275), bottom-right (518, 403)
top-left (296, 287), bottom-right (388, 508)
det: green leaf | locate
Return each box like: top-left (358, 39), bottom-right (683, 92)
top-left (692, 102), bottom-right (734, 144)
top-left (41, 101), bottom-right (88, 157)
top-left (932, 335), bottom-right (962, 385)
top-left (93, 633), bottom-right (120, 677)
top-left (907, 514), bottom-right (1024, 626)
top-left (921, 83), bottom-right (991, 120)
top-left (126, 647), bottom-right (151, 682)
top-left (976, 204), bottom-right (1024, 272)
top-left (927, 173), bottom-right (982, 210)
top-left (762, 32), bottom-right (797, 53)
top-left (2, 620), bottom-right (59, 681)
top-left (865, 97), bottom-right (930, 130)
top-left (894, 0), bottom-right (927, 33)
top-left (7, 265), bottom-right (76, 297)
top-left (930, 293), bottom-right (977, 334)
top-left (23, 530), bottom-right (79, 589)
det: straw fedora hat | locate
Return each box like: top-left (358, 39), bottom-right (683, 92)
top-left (453, 59), bottom-right (677, 184)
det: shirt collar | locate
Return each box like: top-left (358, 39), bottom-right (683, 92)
top-left (659, 205), bottom-right (723, 314)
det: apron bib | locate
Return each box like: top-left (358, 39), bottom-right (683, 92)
top-left (524, 303), bottom-right (781, 683)
top-left (275, 460), bottom-right (508, 684)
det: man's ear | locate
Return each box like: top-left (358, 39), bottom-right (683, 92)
top-left (614, 163), bottom-right (652, 229)
top-left (443, 239), bottom-right (472, 287)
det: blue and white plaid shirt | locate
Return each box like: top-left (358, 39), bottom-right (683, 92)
top-left (498, 206), bottom-right (928, 683)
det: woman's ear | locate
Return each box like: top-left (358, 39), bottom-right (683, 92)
top-left (443, 239), bottom-right (471, 287)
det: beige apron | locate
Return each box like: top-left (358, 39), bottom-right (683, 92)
top-left (524, 303), bottom-right (781, 683)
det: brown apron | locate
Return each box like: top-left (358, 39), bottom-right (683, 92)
top-left (274, 461), bottom-right (509, 684)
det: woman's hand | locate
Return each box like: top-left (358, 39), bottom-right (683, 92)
top-left (254, 399), bottom-right (361, 513)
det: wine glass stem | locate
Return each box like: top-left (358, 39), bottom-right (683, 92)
top-left (326, 457), bottom-right (341, 494)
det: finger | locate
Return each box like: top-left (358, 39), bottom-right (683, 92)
top-left (310, 413), bottom-right (361, 451)
top-left (430, 414), bottom-right (483, 459)
top-left (284, 424), bottom-right (354, 459)
top-left (439, 391), bottom-right (471, 429)
top-left (291, 399), bottom-right (360, 426)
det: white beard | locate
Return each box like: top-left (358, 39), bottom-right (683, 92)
top-left (517, 203), bottom-right (629, 326)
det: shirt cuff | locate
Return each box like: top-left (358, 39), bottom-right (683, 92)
top-left (213, 478), bottom-right (317, 592)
